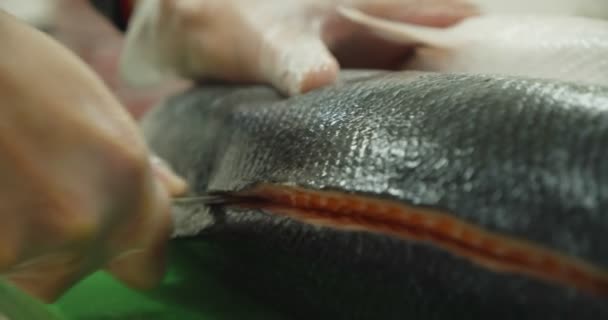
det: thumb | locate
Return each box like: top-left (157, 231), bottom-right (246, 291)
top-left (257, 25), bottom-right (339, 96)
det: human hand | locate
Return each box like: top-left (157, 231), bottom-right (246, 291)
top-left (119, 0), bottom-right (478, 96)
top-left (0, 10), bottom-right (185, 302)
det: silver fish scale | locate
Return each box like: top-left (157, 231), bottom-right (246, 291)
top-left (142, 70), bottom-right (608, 319)
top-left (193, 73), bottom-right (608, 264)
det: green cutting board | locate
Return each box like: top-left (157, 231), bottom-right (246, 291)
top-left (54, 241), bottom-right (285, 320)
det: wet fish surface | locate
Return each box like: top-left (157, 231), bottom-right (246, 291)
top-left (142, 71), bottom-right (608, 320)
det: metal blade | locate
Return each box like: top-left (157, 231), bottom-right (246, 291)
top-left (172, 193), bottom-right (233, 205)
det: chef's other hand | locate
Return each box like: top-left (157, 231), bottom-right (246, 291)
top-left (119, 0), bottom-right (478, 96)
top-left (0, 10), bottom-right (186, 302)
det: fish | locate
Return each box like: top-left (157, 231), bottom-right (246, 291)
top-left (338, 7), bottom-right (608, 87)
top-left (141, 70), bottom-right (608, 319)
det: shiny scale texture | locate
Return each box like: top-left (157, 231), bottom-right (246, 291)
top-left (142, 71), bottom-right (608, 320)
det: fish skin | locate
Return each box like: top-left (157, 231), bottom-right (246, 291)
top-left (340, 8), bottom-right (608, 87)
top-left (142, 71), bottom-right (608, 319)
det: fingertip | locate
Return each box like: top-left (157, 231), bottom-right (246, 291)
top-left (257, 27), bottom-right (340, 96)
top-left (297, 60), bottom-right (340, 94)
top-left (276, 47), bottom-right (340, 96)
top-left (150, 155), bottom-right (188, 197)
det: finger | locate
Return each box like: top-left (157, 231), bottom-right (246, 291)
top-left (4, 253), bottom-right (86, 303)
top-left (105, 178), bottom-right (172, 290)
top-left (150, 155), bottom-right (188, 197)
top-left (105, 243), bottom-right (168, 290)
top-left (258, 26), bottom-right (339, 95)
top-left (0, 219), bottom-right (22, 271)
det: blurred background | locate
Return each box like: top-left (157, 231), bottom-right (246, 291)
top-left (0, 0), bottom-right (187, 120)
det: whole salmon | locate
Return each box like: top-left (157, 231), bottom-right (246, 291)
top-left (142, 71), bottom-right (608, 320)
